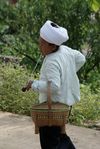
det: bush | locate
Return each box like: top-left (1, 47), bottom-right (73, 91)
top-left (0, 64), bottom-right (100, 125)
top-left (86, 71), bottom-right (100, 93)
top-left (0, 63), bottom-right (38, 115)
top-left (70, 84), bottom-right (100, 125)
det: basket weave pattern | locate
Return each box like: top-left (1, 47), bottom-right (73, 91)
top-left (31, 82), bottom-right (70, 134)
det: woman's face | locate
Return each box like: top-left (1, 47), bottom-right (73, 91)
top-left (39, 37), bottom-right (56, 56)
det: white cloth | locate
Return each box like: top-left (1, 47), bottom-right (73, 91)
top-left (31, 45), bottom-right (86, 106)
top-left (40, 20), bottom-right (69, 45)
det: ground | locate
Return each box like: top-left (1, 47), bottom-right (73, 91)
top-left (0, 111), bottom-right (100, 149)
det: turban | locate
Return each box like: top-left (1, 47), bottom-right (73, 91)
top-left (40, 20), bottom-right (69, 46)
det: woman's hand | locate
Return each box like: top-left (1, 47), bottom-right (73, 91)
top-left (26, 80), bottom-right (33, 91)
top-left (22, 80), bottom-right (33, 92)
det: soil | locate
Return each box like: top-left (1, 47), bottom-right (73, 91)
top-left (0, 111), bottom-right (100, 149)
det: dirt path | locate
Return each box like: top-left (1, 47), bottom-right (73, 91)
top-left (0, 111), bottom-right (100, 149)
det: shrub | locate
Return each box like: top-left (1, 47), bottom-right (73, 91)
top-left (0, 64), bottom-right (100, 125)
top-left (70, 84), bottom-right (100, 125)
top-left (0, 63), bottom-right (38, 115)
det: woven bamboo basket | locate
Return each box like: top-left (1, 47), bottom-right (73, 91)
top-left (31, 81), bottom-right (70, 134)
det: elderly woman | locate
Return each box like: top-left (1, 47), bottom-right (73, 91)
top-left (24, 20), bottom-right (86, 149)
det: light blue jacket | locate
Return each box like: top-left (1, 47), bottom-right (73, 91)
top-left (32, 45), bottom-right (86, 106)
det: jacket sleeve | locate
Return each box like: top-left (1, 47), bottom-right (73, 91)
top-left (31, 61), bottom-right (61, 93)
top-left (73, 50), bottom-right (86, 72)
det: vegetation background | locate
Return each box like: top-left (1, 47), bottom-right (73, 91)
top-left (0, 0), bottom-right (100, 126)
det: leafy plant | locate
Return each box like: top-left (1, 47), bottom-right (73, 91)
top-left (70, 84), bottom-right (100, 125)
top-left (0, 64), bottom-right (100, 125)
top-left (0, 0), bottom-right (100, 77)
top-left (0, 63), bottom-right (38, 115)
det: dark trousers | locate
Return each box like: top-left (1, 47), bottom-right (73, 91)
top-left (39, 126), bottom-right (76, 149)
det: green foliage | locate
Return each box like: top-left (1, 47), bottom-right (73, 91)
top-left (0, 63), bottom-right (38, 115)
top-left (0, 0), bottom-right (41, 69)
top-left (87, 0), bottom-right (100, 12)
top-left (0, 0), bottom-right (100, 76)
top-left (70, 84), bottom-right (100, 125)
top-left (86, 71), bottom-right (100, 93)
top-left (0, 64), bottom-right (100, 125)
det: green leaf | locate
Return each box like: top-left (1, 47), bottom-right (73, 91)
top-left (91, 0), bottom-right (100, 12)
top-left (0, 24), bottom-right (9, 33)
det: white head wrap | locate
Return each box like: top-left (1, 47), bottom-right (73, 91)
top-left (40, 20), bottom-right (69, 46)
